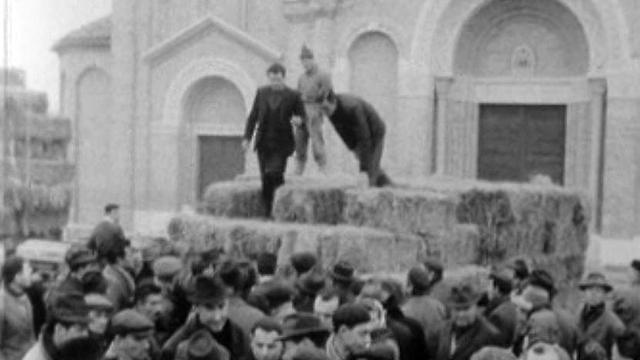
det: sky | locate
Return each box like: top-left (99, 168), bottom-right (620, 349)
top-left (1, 0), bottom-right (112, 113)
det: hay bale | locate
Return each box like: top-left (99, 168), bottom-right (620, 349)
top-left (344, 188), bottom-right (457, 235)
top-left (272, 180), bottom-right (355, 225)
top-left (202, 180), bottom-right (265, 218)
top-left (421, 225), bottom-right (481, 267)
top-left (167, 215), bottom-right (423, 273)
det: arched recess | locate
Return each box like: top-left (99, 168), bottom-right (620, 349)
top-left (348, 31), bottom-right (399, 169)
top-left (178, 76), bottom-right (247, 203)
top-left (74, 68), bottom-right (112, 224)
top-left (411, 0), bottom-right (626, 75)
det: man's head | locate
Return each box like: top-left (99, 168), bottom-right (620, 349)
top-left (257, 252), bottom-right (278, 277)
top-left (152, 255), bottom-right (181, 292)
top-left (135, 281), bottom-right (165, 322)
top-left (332, 303), bottom-right (372, 355)
top-left (104, 203), bottom-right (120, 223)
top-left (50, 292), bottom-right (90, 348)
top-left (447, 284), bottom-right (480, 328)
top-left (314, 292), bottom-right (340, 329)
top-left (487, 267), bottom-right (514, 301)
top-left (263, 282), bottom-right (295, 316)
top-left (279, 313), bottom-right (330, 360)
top-left (579, 272), bottom-right (612, 307)
top-left (267, 63), bottom-right (286, 87)
top-left (218, 259), bottom-right (250, 296)
top-left (190, 275), bottom-right (229, 332)
top-left (356, 297), bottom-right (386, 328)
top-left (299, 45), bottom-right (315, 72)
top-left (290, 252), bottom-right (317, 278)
top-left (320, 90), bottom-right (338, 117)
top-left (423, 258), bottom-right (444, 286)
top-left (407, 266), bottom-right (432, 296)
top-left (2, 255), bottom-right (32, 291)
top-left (85, 293), bottom-right (113, 335)
top-left (630, 260), bottom-right (640, 285)
top-left (111, 309), bottom-right (154, 360)
top-left (527, 269), bottom-right (556, 300)
top-left (251, 317), bottom-right (284, 360)
top-left (65, 245), bottom-right (99, 278)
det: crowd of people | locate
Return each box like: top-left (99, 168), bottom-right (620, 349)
top-left (2, 205), bottom-right (640, 360)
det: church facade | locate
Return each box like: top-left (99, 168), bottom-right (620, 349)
top-left (55, 0), bottom-right (640, 238)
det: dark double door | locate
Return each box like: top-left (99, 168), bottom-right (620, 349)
top-left (477, 104), bottom-right (566, 185)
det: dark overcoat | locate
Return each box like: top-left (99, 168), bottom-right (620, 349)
top-left (577, 304), bottom-right (626, 360)
top-left (484, 295), bottom-right (519, 347)
top-left (434, 316), bottom-right (502, 360)
top-left (243, 85), bottom-right (305, 156)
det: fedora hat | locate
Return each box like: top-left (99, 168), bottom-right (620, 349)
top-left (184, 329), bottom-right (230, 360)
top-left (188, 275), bottom-right (229, 306)
top-left (296, 272), bottom-right (326, 296)
top-left (277, 313), bottom-right (330, 341)
top-left (330, 261), bottom-right (355, 283)
top-left (579, 272), bottom-right (613, 292)
top-left (446, 284), bottom-right (480, 309)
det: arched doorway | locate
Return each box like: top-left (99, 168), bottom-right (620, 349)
top-left (179, 76), bottom-right (246, 204)
top-left (431, 0), bottom-right (603, 193)
top-left (76, 69), bottom-right (112, 223)
top-left (348, 31), bottom-right (399, 170)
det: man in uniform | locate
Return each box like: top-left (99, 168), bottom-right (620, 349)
top-left (243, 63), bottom-right (306, 218)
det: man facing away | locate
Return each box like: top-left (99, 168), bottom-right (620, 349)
top-left (294, 44), bottom-right (332, 175)
top-left (319, 90), bottom-right (392, 187)
top-left (0, 256), bottom-right (35, 360)
top-left (243, 63), bottom-right (306, 218)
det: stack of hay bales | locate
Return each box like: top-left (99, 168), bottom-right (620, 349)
top-left (185, 176), bottom-right (589, 286)
top-left (168, 214), bottom-right (422, 274)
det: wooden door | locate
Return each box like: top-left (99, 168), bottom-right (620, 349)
top-left (478, 104), bottom-right (566, 184)
top-left (197, 135), bottom-right (244, 199)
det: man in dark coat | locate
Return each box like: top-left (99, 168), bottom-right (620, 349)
top-left (434, 283), bottom-right (502, 360)
top-left (484, 267), bottom-right (519, 348)
top-left (320, 90), bottom-right (392, 187)
top-left (576, 272), bottom-right (625, 360)
top-left (88, 204), bottom-right (127, 255)
top-left (243, 63), bottom-right (306, 218)
top-left (161, 275), bottom-right (252, 360)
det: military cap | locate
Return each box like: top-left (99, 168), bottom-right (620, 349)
top-left (300, 44), bottom-right (314, 59)
top-left (65, 245), bottom-right (97, 268)
top-left (153, 256), bottom-right (182, 278)
top-left (84, 293), bottom-right (113, 311)
top-left (110, 309), bottom-right (154, 336)
top-left (51, 292), bottom-right (90, 324)
top-left (290, 252), bottom-right (318, 275)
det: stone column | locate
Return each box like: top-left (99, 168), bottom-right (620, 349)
top-left (434, 77), bottom-right (453, 175)
top-left (601, 73), bottom-right (640, 237)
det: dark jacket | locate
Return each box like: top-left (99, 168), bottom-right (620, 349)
top-left (402, 294), bottom-right (446, 356)
top-left (434, 316), bottom-right (502, 360)
top-left (327, 94), bottom-right (386, 172)
top-left (386, 306), bottom-right (428, 360)
top-left (484, 295), bottom-right (519, 347)
top-left (160, 315), bottom-right (251, 360)
top-left (577, 303), bottom-right (625, 360)
top-left (555, 307), bottom-right (581, 357)
top-left (244, 85), bottom-right (306, 156)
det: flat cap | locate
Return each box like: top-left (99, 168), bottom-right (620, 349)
top-left (110, 309), bottom-right (154, 336)
top-left (153, 256), bottom-right (182, 278)
top-left (84, 293), bottom-right (113, 311)
top-left (51, 292), bottom-right (90, 324)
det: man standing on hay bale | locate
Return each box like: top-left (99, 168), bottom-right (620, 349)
top-left (320, 90), bottom-right (392, 187)
top-left (243, 63), bottom-right (307, 218)
top-left (294, 45), bottom-right (332, 175)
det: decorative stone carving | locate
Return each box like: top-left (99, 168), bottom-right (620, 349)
top-left (511, 45), bottom-right (536, 76)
